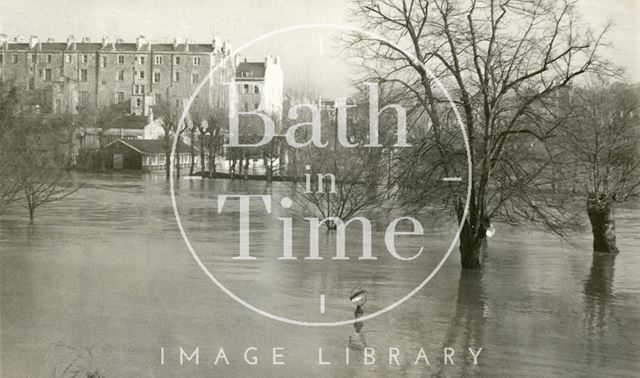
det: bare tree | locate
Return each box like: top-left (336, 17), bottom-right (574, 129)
top-left (347, 0), bottom-right (610, 268)
top-left (294, 97), bottom-right (388, 229)
top-left (153, 100), bottom-right (188, 179)
top-left (10, 114), bottom-right (81, 222)
top-left (558, 81), bottom-right (640, 253)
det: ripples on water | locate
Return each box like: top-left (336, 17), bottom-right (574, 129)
top-left (0, 172), bottom-right (638, 377)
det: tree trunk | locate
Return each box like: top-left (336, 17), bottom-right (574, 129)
top-left (165, 151), bottom-right (170, 179)
top-left (189, 129), bottom-right (196, 176)
top-left (456, 203), bottom-right (489, 270)
top-left (459, 219), bottom-right (486, 270)
top-left (200, 140), bottom-right (206, 178)
top-left (586, 193), bottom-right (619, 253)
top-left (176, 154), bottom-right (181, 178)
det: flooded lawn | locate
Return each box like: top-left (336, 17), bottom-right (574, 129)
top-left (1, 172), bottom-right (639, 377)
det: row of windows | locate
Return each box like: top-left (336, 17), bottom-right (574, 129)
top-left (242, 84), bottom-right (260, 94)
top-left (16, 66), bottom-right (204, 84)
top-left (0, 54), bottom-right (204, 67)
top-left (114, 70), bottom-right (201, 84)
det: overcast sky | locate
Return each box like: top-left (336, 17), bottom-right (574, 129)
top-left (1, 0), bottom-right (638, 96)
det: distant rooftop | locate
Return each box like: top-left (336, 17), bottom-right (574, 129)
top-left (235, 62), bottom-right (266, 80)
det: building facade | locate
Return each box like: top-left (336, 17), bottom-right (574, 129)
top-left (0, 34), bottom-right (234, 116)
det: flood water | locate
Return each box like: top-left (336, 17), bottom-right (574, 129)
top-left (1, 172), bottom-right (639, 377)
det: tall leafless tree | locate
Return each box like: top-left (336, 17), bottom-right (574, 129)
top-left (347, 0), bottom-right (611, 268)
top-left (558, 81), bottom-right (640, 253)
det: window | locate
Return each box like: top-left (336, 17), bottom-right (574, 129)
top-left (47, 54), bottom-right (52, 63)
top-left (116, 92), bottom-right (125, 104)
top-left (134, 84), bottom-right (145, 95)
top-left (11, 54), bottom-right (17, 64)
top-left (38, 69), bottom-right (43, 78)
top-left (79, 91), bottom-right (89, 107)
top-left (28, 78), bottom-right (34, 90)
top-left (174, 56), bottom-right (181, 65)
top-left (173, 71), bottom-right (180, 82)
top-left (153, 72), bottom-right (161, 83)
top-left (154, 93), bottom-right (161, 104)
top-left (44, 68), bottom-right (52, 81)
top-left (0, 54), bottom-right (3, 64)
top-left (154, 56), bottom-right (163, 65)
top-left (136, 98), bottom-right (142, 107)
top-left (101, 56), bottom-right (107, 68)
top-left (139, 71), bottom-right (145, 79)
top-left (118, 55), bottom-right (124, 64)
top-left (117, 70), bottom-right (124, 81)
top-left (193, 57), bottom-right (200, 66)
top-left (82, 55), bottom-right (88, 63)
top-left (80, 69), bottom-right (88, 82)
top-left (241, 71), bottom-right (248, 78)
top-left (191, 73), bottom-right (199, 84)
top-left (243, 84), bottom-right (249, 94)
top-left (27, 54), bottom-right (33, 63)
top-left (254, 85), bottom-right (259, 94)
top-left (137, 55), bottom-right (145, 65)
top-left (29, 67), bottom-right (34, 74)
top-left (65, 54), bottom-right (72, 63)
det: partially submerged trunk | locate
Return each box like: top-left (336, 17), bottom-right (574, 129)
top-left (586, 193), bottom-right (619, 253)
top-left (459, 218), bottom-right (486, 270)
top-left (189, 129), bottom-right (196, 176)
top-left (165, 151), bottom-right (170, 179)
top-left (456, 201), bottom-right (489, 270)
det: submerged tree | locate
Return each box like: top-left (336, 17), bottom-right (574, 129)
top-left (294, 96), bottom-right (388, 229)
top-left (348, 0), bottom-right (610, 268)
top-left (10, 114), bottom-right (81, 222)
top-left (559, 81), bottom-right (640, 253)
top-left (153, 100), bottom-right (188, 179)
top-left (1, 81), bottom-right (81, 220)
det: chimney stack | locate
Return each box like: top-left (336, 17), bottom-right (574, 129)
top-left (82, 36), bottom-right (91, 43)
top-left (136, 35), bottom-right (146, 51)
top-left (29, 35), bottom-right (39, 49)
top-left (222, 40), bottom-right (231, 56)
top-left (212, 36), bottom-right (221, 53)
top-left (173, 36), bottom-right (183, 49)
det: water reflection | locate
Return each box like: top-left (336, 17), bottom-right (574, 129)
top-left (348, 287), bottom-right (368, 350)
top-left (583, 252), bottom-right (616, 369)
top-left (434, 270), bottom-right (486, 377)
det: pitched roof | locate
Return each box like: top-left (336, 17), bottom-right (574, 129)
top-left (236, 62), bottom-right (266, 79)
top-left (107, 115), bottom-right (149, 130)
top-left (106, 138), bottom-right (191, 154)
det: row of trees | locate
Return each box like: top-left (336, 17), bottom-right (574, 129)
top-left (295, 0), bottom-right (639, 269)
